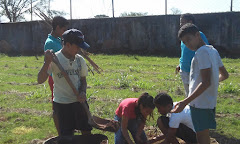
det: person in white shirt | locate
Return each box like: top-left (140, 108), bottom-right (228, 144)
top-left (148, 93), bottom-right (197, 144)
top-left (171, 24), bottom-right (229, 144)
top-left (38, 29), bottom-right (91, 143)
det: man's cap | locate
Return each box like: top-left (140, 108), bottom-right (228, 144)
top-left (62, 29), bottom-right (90, 50)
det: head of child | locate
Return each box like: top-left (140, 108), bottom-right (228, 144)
top-left (178, 23), bottom-right (204, 51)
top-left (154, 93), bottom-right (173, 115)
top-left (62, 29), bottom-right (90, 56)
top-left (136, 92), bottom-right (155, 121)
top-left (52, 16), bottom-right (69, 37)
top-left (180, 13), bottom-right (195, 27)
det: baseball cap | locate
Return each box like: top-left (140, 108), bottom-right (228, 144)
top-left (62, 29), bottom-right (90, 50)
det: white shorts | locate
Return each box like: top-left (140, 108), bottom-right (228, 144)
top-left (180, 70), bottom-right (190, 97)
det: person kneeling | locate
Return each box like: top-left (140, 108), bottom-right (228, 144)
top-left (149, 93), bottom-right (197, 144)
top-left (114, 92), bottom-right (155, 144)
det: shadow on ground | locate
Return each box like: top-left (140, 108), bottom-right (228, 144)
top-left (210, 131), bottom-right (240, 144)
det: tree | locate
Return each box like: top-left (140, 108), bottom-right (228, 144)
top-left (36, 0), bottom-right (66, 19)
top-left (120, 12), bottom-right (148, 17)
top-left (170, 7), bottom-right (182, 15)
top-left (0, 0), bottom-right (66, 22)
top-left (94, 14), bottom-right (109, 18)
top-left (0, 0), bottom-right (34, 22)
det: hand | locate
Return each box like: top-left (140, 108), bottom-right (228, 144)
top-left (77, 92), bottom-right (86, 103)
top-left (44, 50), bottom-right (54, 64)
top-left (170, 101), bottom-right (187, 113)
top-left (175, 65), bottom-right (180, 74)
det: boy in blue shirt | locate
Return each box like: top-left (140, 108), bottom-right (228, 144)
top-left (172, 24), bottom-right (229, 144)
top-left (176, 13), bottom-right (209, 97)
top-left (44, 16), bottom-right (69, 135)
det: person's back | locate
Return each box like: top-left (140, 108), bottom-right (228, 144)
top-left (169, 103), bottom-right (195, 132)
top-left (114, 93), bottom-right (155, 144)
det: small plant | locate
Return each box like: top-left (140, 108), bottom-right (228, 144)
top-left (228, 67), bottom-right (237, 73)
top-left (219, 82), bottom-right (240, 94)
top-left (135, 80), bottom-right (155, 90)
top-left (129, 66), bottom-right (141, 73)
top-left (24, 63), bottom-right (28, 68)
top-left (93, 78), bottom-right (104, 86)
top-left (117, 72), bottom-right (131, 88)
top-left (26, 84), bottom-right (49, 99)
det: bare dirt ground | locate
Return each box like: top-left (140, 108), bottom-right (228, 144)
top-left (144, 126), bottom-right (240, 144)
top-left (30, 126), bottom-right (240, 144)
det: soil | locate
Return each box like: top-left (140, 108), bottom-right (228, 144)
top-left (144, 126), bottom-right (240, 144)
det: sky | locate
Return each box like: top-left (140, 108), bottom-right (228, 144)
top-left (1, 0), bottom-right (240, 22)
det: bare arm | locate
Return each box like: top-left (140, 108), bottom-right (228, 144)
top-left (219, 66), bottom-right (229, 82)
top-left (121, 116), bottom-right (134, 144)
top-left (79, 76), bottom-right (87, 93)
top-left (175, 65), bottom-right (180, 74)
top-left (77, 76), bottom-right (87, 103)
top-left (37, 50), bottom-right (54, 84)
top-left (171, 68), bottom-right (211, 113)
top-left (164, 128), bottom-right (180, 144)
top-left (135, 121), bottom-right (146, 144)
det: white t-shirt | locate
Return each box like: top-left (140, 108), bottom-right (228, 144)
top-left (189, 45), bottom-right (223, 109)
top-left (169, 103), bottom-right (195, 132)
top-left (47, 51), bottom-right (88, 104)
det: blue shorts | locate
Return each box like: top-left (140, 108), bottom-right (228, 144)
top-left (190, 106), bottom-right (216, 132)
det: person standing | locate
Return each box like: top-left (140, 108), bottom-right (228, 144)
top-left (38, 29), bottom-right (91, 143)
top-left (172, 24), bottom-right (229, 144)
top-left (44, 16), bottom-right (69, 135)
top-left (176, 13), bottom-right (209, 97)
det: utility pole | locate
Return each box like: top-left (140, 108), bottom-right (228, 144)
top-left (165, 0), bottom-right (167, 15)
top-left (31, 0), bottom-right (32, 21)
top-left (230, 0), bottom-right (233, 11)
top-left (112, 0), bottom-right (115, 18)
top-left (70, 0), bottom-right (72, 20)
top-left (49, 0), bottom-right (50, 12)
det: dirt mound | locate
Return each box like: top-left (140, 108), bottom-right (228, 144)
top-left (145, 126), bottom-right (220, 144)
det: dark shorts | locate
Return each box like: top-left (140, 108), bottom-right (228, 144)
top-left (160, 116), bottom-right (197, 143)
top-left (53, 101), bottom-right (92, 136)
top-left (190, 106), bottom-right (216, 132)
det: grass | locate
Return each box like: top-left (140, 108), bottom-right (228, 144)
top-left (0, 54), bottom-right (240, 143)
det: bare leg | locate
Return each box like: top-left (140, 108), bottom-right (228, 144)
top-left (196, 129), bottom-right (210, 144)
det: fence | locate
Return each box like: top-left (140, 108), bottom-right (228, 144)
top-left (0, 12), bottom-right (239, 57)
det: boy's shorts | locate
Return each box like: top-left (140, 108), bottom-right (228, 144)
top-left (160, 116), bottom-right (197, 143)
top-left (190, 106), bottom-right (216, 132)
top-left (53, 101), bottom-right (92, 136)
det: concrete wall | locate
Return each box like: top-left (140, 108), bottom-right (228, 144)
top-left (0, 12), bottom-right (239, 57)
